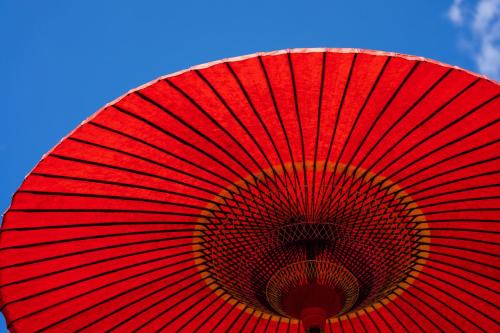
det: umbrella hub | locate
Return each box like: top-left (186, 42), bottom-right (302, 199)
top-left (266, 260), bottom-right (358, 331)
top-left (196, 163), bottom-right (429, 329)
top-left (283, 284), bottom-right (341, 332)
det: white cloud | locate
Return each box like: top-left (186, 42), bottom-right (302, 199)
top-left (448, 0), bottom-right (464, 25)
top-left (473, 0), bottom-right (498, 32)
top-left (473, 0), bottom-right (500, 79)
top-left (447, 0), bottom-right (500, 80)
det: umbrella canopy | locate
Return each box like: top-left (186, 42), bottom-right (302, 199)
top-left (1, 48), bottom-right (499, 332)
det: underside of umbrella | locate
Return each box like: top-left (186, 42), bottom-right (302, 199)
top-left (1, 48), bottom-right (499, 332)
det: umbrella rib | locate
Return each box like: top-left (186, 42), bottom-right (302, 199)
top-left (190, 291), bottom-right (232, 332)
top-left (375, 299), bottom-right (410, 332)
top-left (381, 95), bottom-right (499, 183)
top-left (310, 52), bottom-right (328, 220)
top-left (134, 90), bottom-right (256, 179)
top-left (316, 53), bottom-right (357, 216)
top-left (401, 286), bottom-right (464, 332)
top-left (33, 154), bottom-right (291, 222)
top-left (39, 267), bottom-right (210, 332)
top-left (104, 278), bottom-right (216, 333)
top-left (257, 55), bottom-right (304, 217)
top-left (344, 61), bottom-right (421, 188)
top-left (237, 307), bottom-right (256, 333)
top-left (386, 139), bottom-right (500, 195)
top-left (369, 303), bottom-right (395, 333)
top-left (345, 313), bottom-right (360, 332)
top-left (263, 313), bottom-right (273, 333)
top-left (15, 190), bottom-right (218, 211)
top-left (0, 236), bottom-right (200, 270)
top-left (415, 268), bottom-right (499, 310)
top-left (319, 130), bottom-right (499, 224)
top-left (349, 71), bottom-right (473, 192)
top-left (405, 183), bottom-right (500, 204)
top-left (224, 303), bottom-right (249, 332)
top-left (162, 77), bottom-right (277, 184)
top-left (275, 316), bottom-right (283, 333)
top-left (418, 195), bottom-right (500, 210)
top-left (193, 69), bottom-right (299, 215)
top-left (225, 62), bottom-right (300, 217)
top-left (353, 311), bottom-right (369, 333)
top-left (110, 103), bottom-right (248, 181)
top-left (0, 244), bottom-right (199, 288)
top-left (412, 274), bottom-right (499, 326)
top-left (150, 285), bottom-right (225, 332)
top-left (386, 122), bottom-right (500, 187)
top-left (416, 240), bottom-right (499, 259)
top-left (418, 249), bottom-right (498, 271)
top-left (0, 230), bottom-right (195, 250)
top-left (337, 314), bottom-right (346, 332)
top-left (7, 257), bottom-right (206, 329)
top-left (358, 88), bottom-right (499, 206)
top-left (355, 165), bottom-right (500, 219)
top-left (360, 308), bottom-right (382, 333)
top-left (405, 282), bottom-right (487, 332)
top-left (210, 299), bottom-right (241, 332)
top-left (2, 250), bottom-right (203, 309)
top-left (325, 138), bottom-right (500, 219)
top-left (47, 153), bottom-right (220, 196)
top-left (175, 288), bottom-right (229, 332)
top-left (421, 255), bottom-right (499, 282)
top-left (87, 120), bottom-right (238, 187)
top-left (10, 190), bottom-right (287, 227)
top-left (84, 124), bottom-right (290, 223)
top-left (250, 310), bottom-right (265, 333)
top-left (328, 172), bottom-right (500, 224)
top-left (163, 76), bottom-right (299, 217)
top-left (386, 301), bottom-right (436, 333)
top-left (393, 161), bottom-right (500, 200)
top-left (328, 319), bottom-right (334, 333)
top-left (317, 66), bottom-right (453, 217)
top-left (66, 136), bottom-right (227, 190)
top-left (424, 263), bottom-right (499, 297)
top-left (422, 227), bottom-right (500, 234)
top-left (1, 220), bottom-right (203, 232)
top-left (287, 52), bottom-right (309, 219)
top-left (322, 56), bottom-right (392, 220)
top-left (357, 64), bottom-right (451, 183)
top-left (28, 171), bottom-right (223, 204)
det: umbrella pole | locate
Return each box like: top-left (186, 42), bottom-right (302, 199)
top-left (301, 306), bottom-right (327, 333)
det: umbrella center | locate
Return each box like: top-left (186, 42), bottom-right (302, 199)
top-left (194, 162), bottom-right (429, 331)
top-left (266, 260), bottom-right (358, 331)
top-left (283, 284), bottom-right (343, 331)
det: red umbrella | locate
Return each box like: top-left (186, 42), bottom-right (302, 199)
top-left (1, 48), bottom-right (499, 332)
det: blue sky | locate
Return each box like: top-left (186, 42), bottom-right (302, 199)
top-left (0, 0), bottom-right (498, 331)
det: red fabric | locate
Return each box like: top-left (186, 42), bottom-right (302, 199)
top-left (1, 49), bottom-right (499, 332)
